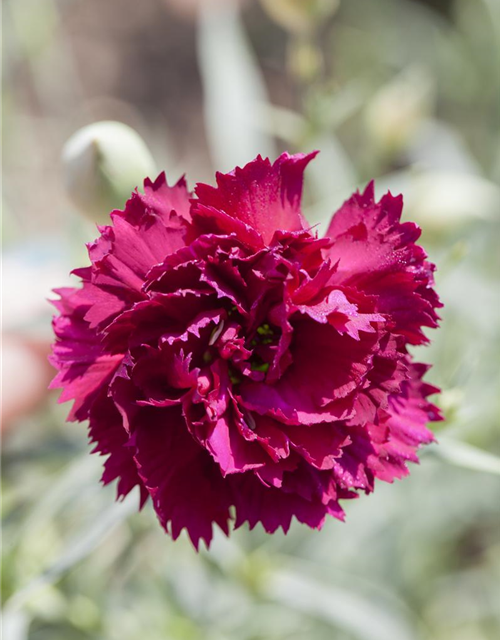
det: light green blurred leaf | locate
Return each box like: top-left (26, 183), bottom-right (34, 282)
top-left (265, 568), bottom-right (417, 640)
top-left (18, 456), bottom-right (102, 543)
top-left (431, 438), bottom-right (500, 476)
top-left (254, 103), bottom-right (307, 145)
top-left (4, 491), bottom-right (138, 620)
top-left (8, 0), bottom-right (59, 58)
top-left (197, 0), bottom-right (276, 171)
top-left (303, 134), bottom-right (357, 232)
top-left (1, 609), bottom-right (30, 640)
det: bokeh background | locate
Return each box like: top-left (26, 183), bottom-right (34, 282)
top-left (2, 0), bottom-right (500, 638)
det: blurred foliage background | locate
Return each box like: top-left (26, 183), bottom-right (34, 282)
top-left (2, 0), bottom-right (500, 638)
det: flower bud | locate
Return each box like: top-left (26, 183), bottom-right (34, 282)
top-left (287, 37), bottom-right (323, 83)
top-left (62, 121), bottom-right (156, 224)
top-left (260, 0), bottom-right (340, 34)
top-left (365, 69), bottom-right (433, 156)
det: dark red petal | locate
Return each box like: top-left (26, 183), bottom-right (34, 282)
top-left (133, 407), bottom-right (232, 549)
top-left (206, 413), bottom-right (267, 475)
top-left (89, 389), bottom-right (148, 505)
top-left (229, 472), bottom-right (328, 534)
top-left (325, 183), bottom-right (441, 344)
top-left (193, 152), bottom-right (317, 246)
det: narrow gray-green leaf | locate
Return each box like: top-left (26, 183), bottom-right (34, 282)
top-left (431, 438), bottom-right (500, 476)
top-left (197, 0), bottom-right (275, 171)
top-left (1, 610), bottom-right (30, 640)
top-left (265, 569), bottom-right (417, 640)
top-left (4, 491), bottom-right (138, 614)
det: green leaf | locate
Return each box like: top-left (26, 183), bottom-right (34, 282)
top-left (431, 438), bottom-right (500, 476)
top-left (265, 568), bottom-right (418, 640)
top-left (1, 610), bottom-right (30, 640)
top-left (197, 0), bottom-right (275, 171)
top-left (4, 491), bottom-right (138, 617)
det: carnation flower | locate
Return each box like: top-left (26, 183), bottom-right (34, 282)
top-left (50, 152), bottom-right (442, 548)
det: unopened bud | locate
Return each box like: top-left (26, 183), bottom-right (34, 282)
top-left (62, 121), bottom-right (156, 224)
top-left (260, 0), bottom-right (339, 34)
top-left (287, 37), bottom-right (323, 83)
top-left (365, 69), bottom-right (433, 156)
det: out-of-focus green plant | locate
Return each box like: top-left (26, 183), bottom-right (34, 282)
top-left (259, 0), bottom-right (340, 34)
top-left (261, 0), bottom-right (340, 84)
top-left (62, 121), bottom-right (156, 224)
top-left (363, 67), bottom-right (434, 158)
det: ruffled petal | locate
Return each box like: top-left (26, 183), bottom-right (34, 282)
top-left (88, 388), bottom-right (148, 505)
top-left (206, 413), bottom-right (267, 475)
top-left (325, 182), bottom-right (441, 344)
top-left (132, 406), bottom-right (232, 549)
top-left (83, 174), bottom-right (191, 330)
top-left (193, 152), bottom-right (317, 246)
top-left (50, 286), bottom-right (123, 421)
top-left (230, 472), bottom-right (328, 534)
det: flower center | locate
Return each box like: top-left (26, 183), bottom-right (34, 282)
top-left (247, 321), bottom-right (280, 377)
top-left (201, 314), bottom-right (282, 387)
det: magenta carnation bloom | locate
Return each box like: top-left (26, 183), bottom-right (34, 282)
top-left (50, 152), bottom-right (442, 548)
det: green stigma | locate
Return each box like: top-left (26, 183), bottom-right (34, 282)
top-left (256, 323), bottom-right (273, 337)
top-left (229, 370), bottom-right (242, 385)
top-left (251, 362), bottom-right (270, 373)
